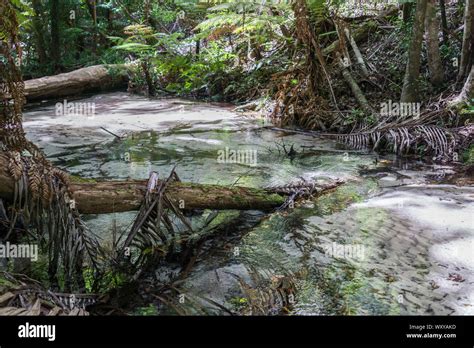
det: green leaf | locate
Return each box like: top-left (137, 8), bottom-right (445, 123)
top-left (113, 43), bottom-right (153, 52)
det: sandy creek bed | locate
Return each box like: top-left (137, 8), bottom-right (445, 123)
top-left (23, 92), bottom-right (474, 315)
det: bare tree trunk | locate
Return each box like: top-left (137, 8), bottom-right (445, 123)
top-left (144, 0), bottom-right (151, 24)
top-left (461, 65), bottom-right (474, 100)
top-left (319, 8), bottom-right (398, 58)
top-left (425, 0), bottom-right (444, 86)
top-left (50, 0), bottom-right (61, 73)
top-left (439, 0), bottom-right (448, 45)
top-left (338, 56), bottom-right (374, 115)
top-left (195, 40), bottom-right (200, 55)
top-left (401, 0), bottom-right (428, 103)
top-left (323, 20), bottom-right (378, 56)
top-left (451, 65), bottom-right (474, 108)
top-left (403, 2), bottom-right (414, 23)
top-left (344, 27), bottom-right (369, 77)
top-left (83, 0), bottom-right (98, 56)
top-left (31, 0), bottom-right (48, 66)
top-left (22, 64), bottom-right (129, 102)
top-left (84, 0), bottom-right (96, 23)
top-left (106, 7), bottom-right (113, 30)
top-left (141, 60), bottom-right (156, 96)
top-left (458, 0), bottom-right (474, 82)
top-left (92, 0), bottom-right (97, 25)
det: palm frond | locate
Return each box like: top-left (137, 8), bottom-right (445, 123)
top-left (334, 124), bottom-right (473, 161)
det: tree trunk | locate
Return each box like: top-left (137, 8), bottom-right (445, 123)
top-left (323, 7), bottom-right (398, 58)
top-left (401, 0), bottom-right (428, 103)
top-left (106, 7), bottom-right (113, 30)
top-left (195, 40), bottom-right (200, 55)
top-left (68, 181), bottom-right (287, 213)
top-left (50, 0), bottom-right (61, 73)
top-left (0, 155), bottom-right (344, 213)
top-left (323, 20), bottom-right (378, 57)
top-left (463, 65), bottom-right (474, 100)
top-left (458, 0), bottom-right (474, 82)
top-left (84, 0), bottom-right (96, 23)
top-left (338, 56), bottom-right (374, 115)
top-left (439, 0), bottom-right (448, 45)
top-left (22, 64), bottom-right (129, 102)
top-left (141, 61), bottom-right (156, 96)
top-left (403, 2), bottom-right (413, 23)
top-left (344, 27), bottom-right (369, 77)
top-left (31, 0), bottom-right (48, 66)
top-left (450, 65), bottom-right (474, 108)
top-left (91, 0), bottom-right (98, 57)
top-left (425, 0), bottom-right (444, 86)
top-left (143, 0), bottom-right (151, 25)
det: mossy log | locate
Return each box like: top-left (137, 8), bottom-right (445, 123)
top-left (68, 180), bottom-right (287, 213)
top-left (0, 156), bottom-right (343, 213)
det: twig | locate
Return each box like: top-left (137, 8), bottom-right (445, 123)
top-left (100, 127), bottom-right (121, 139)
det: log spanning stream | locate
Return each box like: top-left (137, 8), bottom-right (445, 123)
top-left (23, 92), bottom-right (474, 315)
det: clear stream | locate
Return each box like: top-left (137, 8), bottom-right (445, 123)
top-left (23, 92), bottom-right (474, 315)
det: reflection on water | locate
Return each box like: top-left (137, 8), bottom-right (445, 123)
top-left (23, 92), bottom-right (474, 315)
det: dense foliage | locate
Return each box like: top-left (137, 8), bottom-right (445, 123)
top-left (7, 0), bottom-right (474, 148)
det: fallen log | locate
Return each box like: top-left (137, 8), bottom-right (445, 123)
top-left (344, 27), bottom-right (370, 77)
top-left (0, 156), bottom-right (343, 213)
top-left (69, 180), bottom-right (286, 213)
top-left (323, 8), bottom-right (398, 57)
top-left (337, 54), bottom-right (375, 115)
top-left (23, 64), bottom-right (129, 102)
top-left (323, 20), bottom-right (378, 56)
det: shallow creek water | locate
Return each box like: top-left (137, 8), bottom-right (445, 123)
top-left (23, 92), bottom-right (474, 315)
